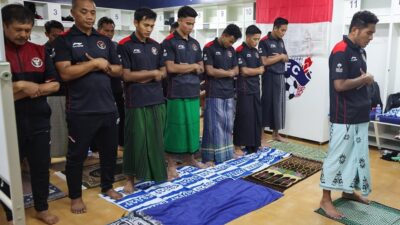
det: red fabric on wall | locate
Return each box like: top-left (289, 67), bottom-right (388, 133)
top-left (256, 0), bottom-right (333, 24)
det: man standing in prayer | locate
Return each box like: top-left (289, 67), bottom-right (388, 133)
top-left (1, 4), bottom-right (60, 224)
top-left (233, 25), bottom-right (264, 154)
top-left (53, 0), bottom-right (123, 214)
top-left (117, 7), bottom-right (167, 193)
top-left (259, 17), bottom-right (289, 142)
top-left (162, 6), bottom-right (206, 179)
top-left (319, 10), bottom-right (378, 219)
top-left (201, 24), bottom-right (242, 164)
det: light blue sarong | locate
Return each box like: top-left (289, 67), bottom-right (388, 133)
top-left (320, 122), bottom-right (371, 196)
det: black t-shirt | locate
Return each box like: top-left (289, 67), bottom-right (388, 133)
top-left (329, 35), bottom-right (370, 124)
top-left (53, 25), bottom-right (120, 114)
top-left (258, 32), bottom-right (287, 74)
top-left (117, 32), bottom-right (165, 108)
top-left (203, 38), bottom-right (237, 99)
top-left (45, 41), bottom-right (66, 96)
top-left (6, 40), bottom-right (57, 135)
top-left (110, 41), bottom-right (123, 94)
top-left (161, 31), bottom-right (202, 99)
top-left (236, 42), bottom-right (262, 95)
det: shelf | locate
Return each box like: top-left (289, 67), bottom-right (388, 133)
top-left (34, 19), bottom-right (73, 28)
top-left (377, 132), bottom-right (400, 141)
top-left (380, 143), bottom-right (400, 151)
top-left (368, 139), bottom-right (378, 147)
top-left (361, 0), bottom-right (392, 16)
top-left (375, 121), bottom-right (400, 128)
top-left (368, 131), bottom-right (375, 137)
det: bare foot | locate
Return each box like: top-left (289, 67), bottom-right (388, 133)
top-left (118, 146), bottom-right (124, 151)
top-left (8, 221), bottom-right (13, 225)
top-left (273, 134), bottom-right (288, 143)
top-left (234, 149), bottom-right (245, 157)
top-left (189, 159), bottom-right (208, 169)
top-left (204, 161), bottom-right (215, 167)
top-left (123, 179), bottom-right (136, 194)
top-left (71, 198), bottom-right (87, 214)
top-left (167, 167), bottom-right (179, 181)
top-left (320, 199), bottom-right (344, 219)
top-left (105, 189), bottom-right (123, 200)
top-left (342, 192), bottom-right (370, 204)
top-left (36, 210), bottom-right (59, 224)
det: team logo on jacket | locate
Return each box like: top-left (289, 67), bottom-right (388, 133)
top-left (227, 51), bottom-right (232, 58)
top-left (192, 43), bottom-right (198, 51)
top-left (151, 47), bottom-right (158, 55)
top-left (97, 40), bottom-right (106, 49)
top-left (72, 42), bottom-right (84, 48)
top-left (31, 57), bottom-right (43, 68)
top-left (336, 63), bottom-right (343, 73)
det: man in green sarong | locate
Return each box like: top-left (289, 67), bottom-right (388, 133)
top-left (162, 6), bottom-right (206, 180)
top-left (117, 8), bottom-right (167, 193)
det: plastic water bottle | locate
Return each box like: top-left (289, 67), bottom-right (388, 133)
top-left (375, 104), bottom-right (381, 121)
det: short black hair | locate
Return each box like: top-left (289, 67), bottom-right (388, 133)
top-left (134, 7), bottom-right (157, 22)
top-left (222, 24), bottom-right (242, 40)
top-left (170, 22), bottom-right (179, 29)
top-left (245, 25), bottom-right (261, 36)
top-left (349, 10), bottom-right (379, 33)
top-left (273, 17), bottom-right (289, 29)
top-left (72, 0), bottom-right (94, 9)
top-left (177, 6), bottom-right (198, 18)
top-left (1, 4), bottom-right (34, 26)
top-left (97, 17), bottom-right (115, 30)
top-left (45, 20), bottom-right (64, 33)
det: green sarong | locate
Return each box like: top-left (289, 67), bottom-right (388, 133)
top-left (164, 98), bottom-right (200, 154)
top-left (123, 104), bottom-right (167, 182)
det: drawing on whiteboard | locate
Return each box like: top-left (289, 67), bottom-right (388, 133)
top-left (283, 23), bottom-right (328, 57)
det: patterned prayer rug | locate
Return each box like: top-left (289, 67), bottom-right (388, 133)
top-left (22, 172), bottom-right (66, 208)
top-left (269, 141), bottom-right (327, 162)
top-left (315, 198), bottom-right (400, 225)
top-left (108, 211), bottom-right (162, 225)
top-left (100, 147), bottom-right (290, 212)
top-left (245, 155), bottom-right (322, 192)
top-left (57, 158), bottom-right (125, 188)
top-left (82, 158), bottom-right (125, 188)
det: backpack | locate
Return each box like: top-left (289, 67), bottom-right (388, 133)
top-left (385, 92), bottom-right (400, 113)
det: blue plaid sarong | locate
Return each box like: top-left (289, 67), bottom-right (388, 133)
top-left (201, 98), bottom-right (235, 163)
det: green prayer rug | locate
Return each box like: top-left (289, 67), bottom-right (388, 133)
top-left (269, 141), bottom-right (327, 162)
top-left (315, 198), bottom-right (400, 225)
